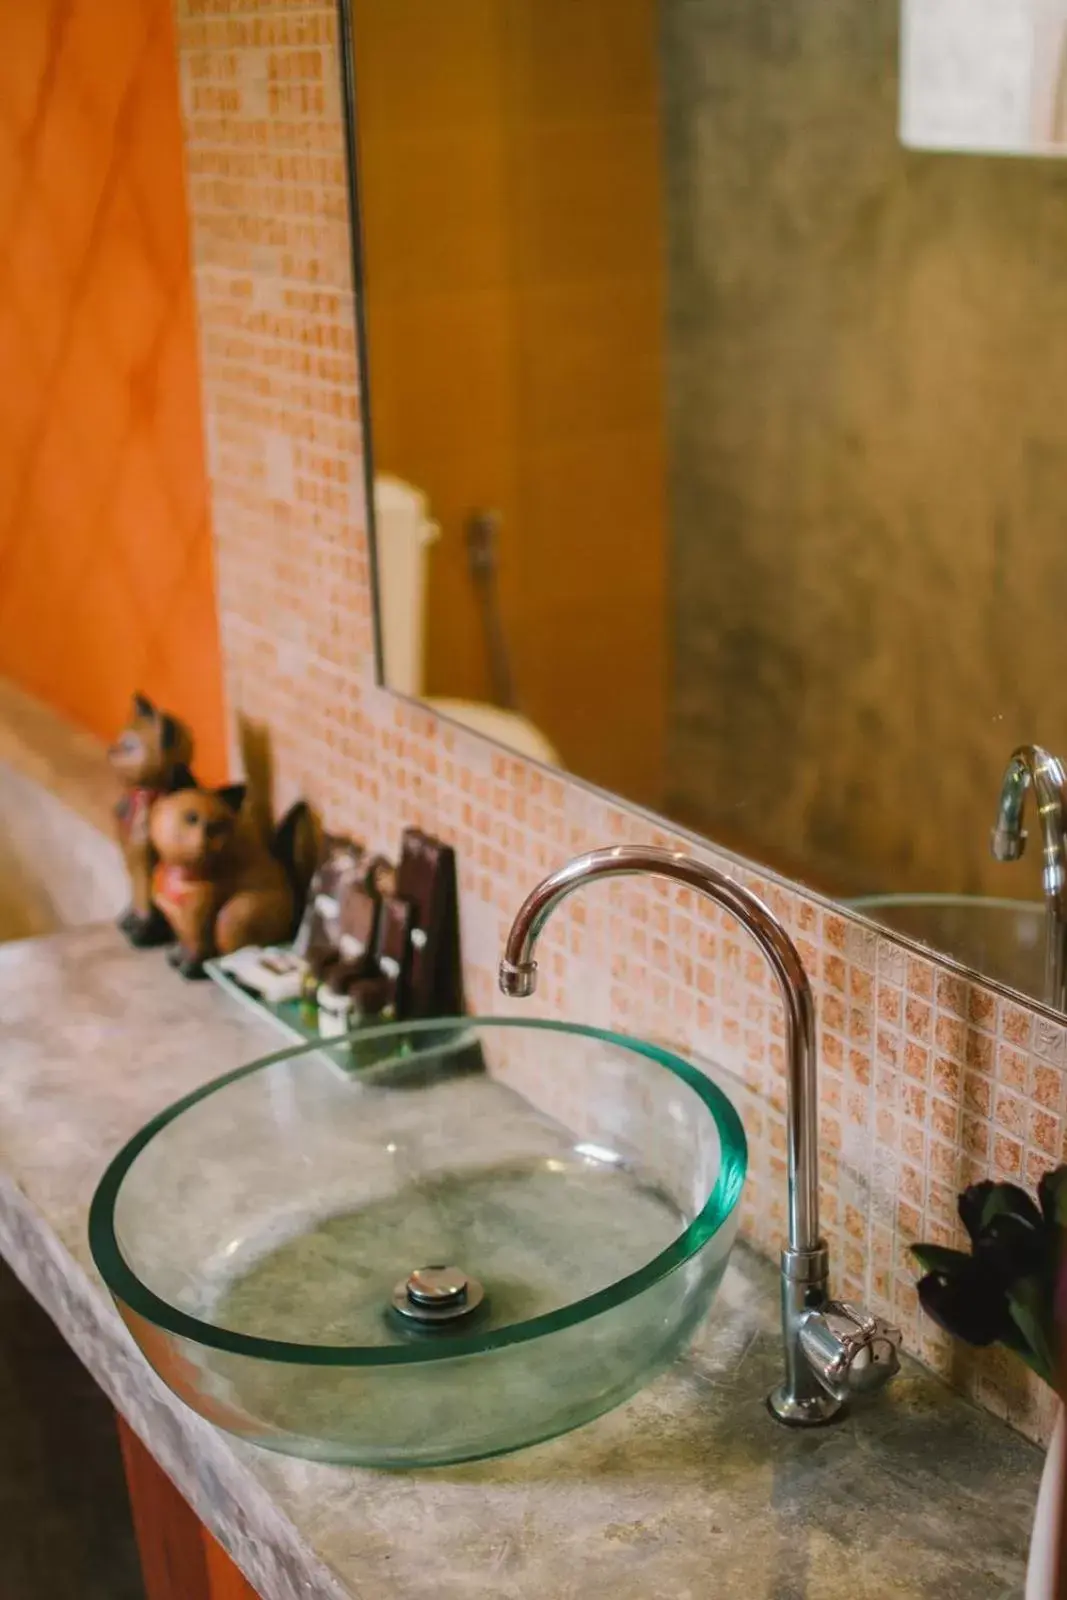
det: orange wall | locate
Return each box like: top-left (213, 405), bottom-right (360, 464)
top-left (354, 0), bottom-right (666, 810)
top-left (0, 0), bottom-right (227, 781)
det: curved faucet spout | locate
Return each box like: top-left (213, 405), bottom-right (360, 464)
top-left (500, 845), bottom-right (900, 1426)
top-left (991, 745), bottom-right (1067, 888)
top-left (500, 846), bottom-right (819, 1254)
top-left (991, 744), bottom-right (1067, 1010)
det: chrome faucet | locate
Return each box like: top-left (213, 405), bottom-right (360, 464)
top-left (991, 745), bottom-right (1067, 1013)
top-left (499, 845), bottom-right (900, 1426)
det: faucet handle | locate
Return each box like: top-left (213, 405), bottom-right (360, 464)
top-left (799, 1301), bottom-right (901, 1403)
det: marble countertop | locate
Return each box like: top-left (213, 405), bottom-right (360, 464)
top-left (0, 924), bottom-right (1042, 1600)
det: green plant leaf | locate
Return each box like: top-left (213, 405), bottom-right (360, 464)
top-left (912, 1170), bottom-right (1061, 1391)
top-left (998, 1320), bottom-right (1046, 1370)
top-left (916, 1260), bottom-right (1015, 1347)
top-left (1007, 1276), bottom-right (1057, 1388)
top-left (911, 1244), bottom-right (974, 1276)
top-left (1038, 1165), bottom-right (1067, 1228)
top-left (961, 1181), bottom-right (1043, 1243)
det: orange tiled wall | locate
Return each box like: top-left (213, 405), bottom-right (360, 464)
top-left (0, 0), bottom-right (227, 780)
top-left (175, 0), bottom-right (1064, 1447)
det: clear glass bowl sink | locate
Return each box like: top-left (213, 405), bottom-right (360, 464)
top-left (89, 1018), bottom-right (746, 1468)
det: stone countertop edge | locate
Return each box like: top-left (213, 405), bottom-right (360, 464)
top-left (0, 924), bottom-right (1045, 1600)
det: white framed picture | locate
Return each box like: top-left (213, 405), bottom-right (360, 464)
top-left (901, 0), bottom-right (1067, 155)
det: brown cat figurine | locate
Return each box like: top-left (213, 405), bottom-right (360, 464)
top-left (109, 692), bottom-right (196, 948)
top-left (150, 785), bottom-right (306, 979)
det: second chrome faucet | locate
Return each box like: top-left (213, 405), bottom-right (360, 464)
top-left (499, 844), bottom-right (900, 1427)
top-left (991, 743), bottom-right (1067, 1013)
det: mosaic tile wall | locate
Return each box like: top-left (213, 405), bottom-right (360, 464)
top-left (174, 0), bottom-right (1062, 1445)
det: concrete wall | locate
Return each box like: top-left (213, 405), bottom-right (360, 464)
top-left (663, 0), bottom-right (1067, 899)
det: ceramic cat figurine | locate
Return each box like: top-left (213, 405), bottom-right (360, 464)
top-left (109, 693), bottom-right (196, 947)
top-left (150, 784), bottom-right (313, 979)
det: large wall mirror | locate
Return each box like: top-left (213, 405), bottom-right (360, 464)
top-left (341, 0), bottom-right (1067, 1016)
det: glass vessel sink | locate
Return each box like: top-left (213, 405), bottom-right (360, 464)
top-left (849, 894), bottom-right (1045, 1002)
top-left (89, 1018), bottom-right (746, 1468)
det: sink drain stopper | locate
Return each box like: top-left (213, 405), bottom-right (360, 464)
top-left (391, 1265), bottom-right (485, 1326)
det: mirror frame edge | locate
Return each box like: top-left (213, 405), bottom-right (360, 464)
top-left (337, 0), bottom-right (384, 690)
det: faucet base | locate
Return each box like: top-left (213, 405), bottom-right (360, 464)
top-left (766, 1386), bottom-right (843, 1427)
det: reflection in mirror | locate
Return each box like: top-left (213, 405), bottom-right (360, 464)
top-left (342, 2), bottom-right (1067, 1014)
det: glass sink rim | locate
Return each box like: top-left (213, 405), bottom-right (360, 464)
top-left (88, 1016), bottom-right (747, 1368)
top-left (848, 893), bottom-right (1041, 913)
